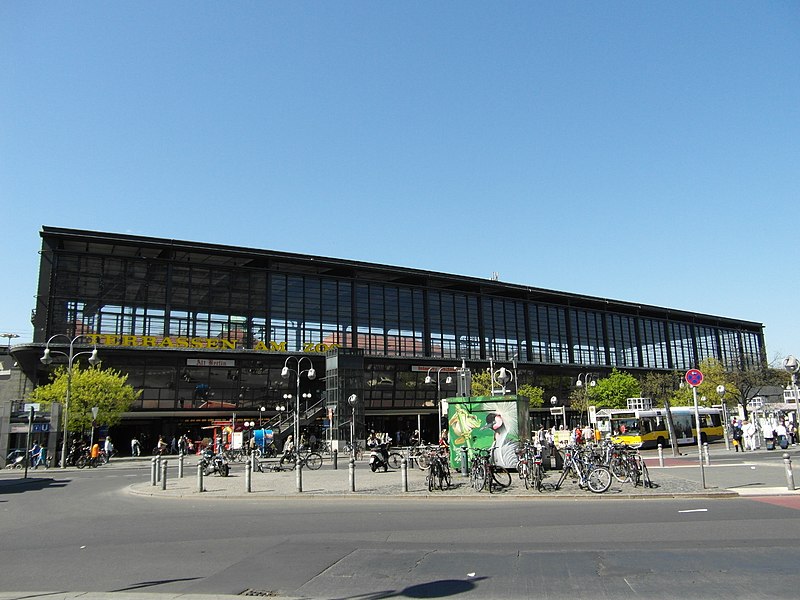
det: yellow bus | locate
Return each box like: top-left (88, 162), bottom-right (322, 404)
top-left (596, 407), bottom-right (724, 449)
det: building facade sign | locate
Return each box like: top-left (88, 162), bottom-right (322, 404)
top-left (83, 334), bottom-right (338, 354)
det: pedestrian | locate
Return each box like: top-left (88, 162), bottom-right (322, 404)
top-left (29, 441), bottom-right (42, 469)
top-left (763, 421), bottom-right (775, 450)
top-left (279, 435), bottom-right (295, 467)
top-left (731, 422), bottom-right (743, 452)
top-left (775, 421), bottom-right (789, 449)
top-left (130, 436), bottom-right (141, 457)
top-left (742, 420), bottom-right (758, 451)
top-left (104, 436), bottom-right (114, 461)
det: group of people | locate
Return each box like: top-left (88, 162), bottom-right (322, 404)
top-left (732, 416), bottom-right (797, 452)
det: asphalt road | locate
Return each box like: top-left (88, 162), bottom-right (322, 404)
top-left (1, 454), bottom-right (800, 600)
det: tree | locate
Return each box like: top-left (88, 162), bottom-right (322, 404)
top-left (728, 365), bottom-right (786, 416)
top-left (469, 370), bottom-right (492, 396)
top-left (590, 368), bottom-right (642, 409)
top-left (28, 365), bottom-right (140, 434)
top-left (640, 371), bottom-right (683, 407)
top-left (519, 384), bottom-right (544, 408)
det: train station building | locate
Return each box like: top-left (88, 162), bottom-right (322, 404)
top-left (3, 226), bottom-right (765, 456)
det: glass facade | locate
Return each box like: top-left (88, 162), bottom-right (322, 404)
top-left (34, 228), bottom-right (766, 415)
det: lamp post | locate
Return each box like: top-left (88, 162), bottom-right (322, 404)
top-left (89, 406), bottom-right (99, 449)
top-left (783, 355), bottom-right (800, 440)
top-left (281, 356), bottom-right (316, 455)
top-left (40, 334), bottom-right (100, 468)
top-left (575, 373), bottom-right (596, 426)
top-left (550, 395), bottom-right (565, 430)
top-left (347, 394), bottom-right (358, 450)
top-left (1, 332), bottom-right (20, 349)
top-left (259, 406), bottom-right (265, 428)
top-left (488, 357), bottom-right (514, 396)
top-left (425, 367), bottom-right (454, 437)
top-left (716, 384), bottom-right (730, 451)
top-left (275, 403), bottom-right (286, 431)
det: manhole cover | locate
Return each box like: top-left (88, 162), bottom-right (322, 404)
top-left (240, 589), bottom-right (279, 597)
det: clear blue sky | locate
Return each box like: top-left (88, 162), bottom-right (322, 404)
top-left (1, 2), bottom-right (798, 365)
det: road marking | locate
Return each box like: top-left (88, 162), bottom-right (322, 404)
top-left (678, 508), bottom-right (708, 513)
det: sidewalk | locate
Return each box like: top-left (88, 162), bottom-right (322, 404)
top-left (124, 446), bottom-right (800, 500)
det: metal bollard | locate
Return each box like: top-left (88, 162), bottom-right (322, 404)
top-left (460, 446), bottom-right (469, 477)
top-left (197, 462), bottom-right (204, 493)
top-left (349, 457), bottom-right (356, 492)
top-left (332, 449), bottom-right (338, 470)
top-left (703, 442), bottom-right (710, 466)
top-left (658, 444), bottom-right (664, 468)
top-left (783, 453), bottom-right (796, 491)
top-left (245, 461), bottom-right (252, 493)
top-left (296, 456), bottom-right (303, 493)
top-left (150, 457), bottom-right (157, 485)
top-left (178, 454), bottom-right (184, 479)
top-left (161, 460), bottom-right (168, 491)
top-left (401, 457), bottom-right (408, 492)
top-left (156, 455), bottom-right (162, 482)
top-left (251, 452), bottom-right (257, 474)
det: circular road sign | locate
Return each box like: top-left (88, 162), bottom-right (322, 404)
top-left (685, 369), bottom-right (704, 387)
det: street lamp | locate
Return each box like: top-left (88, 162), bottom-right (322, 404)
top-left (425, 367), bottom-right (454, 436)
top-left (90, 406), bottom-right (99, 449)
top-left (347, 394), bottom-right (358, 450)
top-left (488, 358), bottom-right (514, 396)
top-left (281, 356), bottom-right (316, 458)
top-left (259, 406), bottom-right (266, 428)
top-left (716, 384), bottom-right (730, 451)
top-left (40, 334), bottom-right (100, 468)
top-left (783, 355), bottom-right (800, 439)
top-left (550, 395), bottom-right (566, 430)
top-left (575, 373), bottom-right (596, 426)
top-left (0, 332), bottom-right (20, 349)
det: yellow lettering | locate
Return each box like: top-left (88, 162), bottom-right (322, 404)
top-left (85, 334), bottom-right (101, 345)
top-left (159, 337), bottom-right (174, 347)
top-left (207, 339), bottom-right (219, 349)
top-left (222, 339), bottom-right (236, 350)
top-left (191, 338), bottom-right (205, 348)
top-left (253, 341), bottom-right (268, 351)
top-left (269, 341), bottom-right (287, 352)
top-left (176, 337), bottom-right (189, 348)
top-left (141, 336), bottom-right (157, 347)
top-left (103, 335), bottom-right (119, 346)
top-left (122, 336), bottom-right (138, 346)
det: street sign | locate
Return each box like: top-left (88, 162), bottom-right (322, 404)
top-left (550, 406), bottom-right (564, 415)
top-left (685, 369), bottom-right (704, 387)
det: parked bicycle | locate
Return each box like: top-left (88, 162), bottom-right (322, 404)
top-left (278, 449), bottom-right (323, 470)
top-left (469, 447), bottom-right (511, 493)
top-left (545, 443), bottom-right (612, 494)
top-left (425, 447), bottom-right (451, 491)
top-left (516, 442), bottom-right (545, 492)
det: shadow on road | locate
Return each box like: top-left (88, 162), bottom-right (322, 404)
top-left (332, 577), bottom-right (488, 599)
top-left (0, 476), bottom-right (70, 497)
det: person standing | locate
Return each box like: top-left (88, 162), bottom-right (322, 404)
top-left (130, 436), bottom-right (141, 457)
top-left (742, 420), bottom-right (758, 452)
top-left (104, 436), bottom-right (114, 461)
top-left (731, 422), bottom-right (744, 452)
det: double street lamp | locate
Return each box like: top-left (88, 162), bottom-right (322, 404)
top-left (40, 334), bottom-right (100, 468)
top-left (425, 367), bottom-right (454, 434)
top-left (575, 373), bottom-right (596, 426)
top-left (783, 355), bottom-right (800, 434)
top-left (281, 356), bottom-right (316, 456)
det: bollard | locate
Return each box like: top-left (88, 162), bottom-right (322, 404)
top-left (161, 460), bottom-right (168, 491)
top-left (178, 454), bottom-right (184, 479)
top-left (349, 457), bottom-right (356, 492)
top-left (150, 457), bottom-right (158, 486)
top-left (703, 442), bottom-right (710, 466)
top-left (401, 457), bottom-right (408, 492)
top-left (296, 456), bottom-right (303, 493)
top-left (197, 462), bottom-right (204, 493)
top-left (156, 455), bottom-right (162, 482)
top-left (251, 452), bottom-right (258, 474)
top-left (245, 461), bottom-right (252, 493)
top-left (460, 446), bottom-right (469, 477)
top-left (658, 444), bottom-right (664, 468)
top-left (333, 449), bottom-right (338, 470)
top-left (783, 453), bottom-right (796, 491)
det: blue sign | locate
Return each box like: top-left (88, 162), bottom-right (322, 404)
top-left (685, 369), bottom-right (704, 387)
top-left (32, 423), bottom-right (50, 432)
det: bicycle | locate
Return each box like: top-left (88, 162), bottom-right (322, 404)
top-left (547, 444), bottom-right (612, 494)
top-left (425, 448), bottom-right (451, 491)
top-left (469, 447), bottom-right (511, 493)
top-left (517, 443), bottom-right (545, 492)
top-left (342, 441), bottom-right (363, 460)
top-left (279, 449), bottom-right (323, 470)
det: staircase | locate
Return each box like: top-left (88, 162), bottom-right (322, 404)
top-left (264, 400), bottom-right (326, 440)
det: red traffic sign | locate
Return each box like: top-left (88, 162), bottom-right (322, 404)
top-left (685, 369), bottom-right (704, 387)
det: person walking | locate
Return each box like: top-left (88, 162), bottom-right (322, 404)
top-left (279, 435), bottom-right (295, 467)
top-left (104, 436), bottom-right (114, 461)
top-left (731, 422), bottom-right (744, 452)
top-left (130, 436), bottom-right (141, 457)
top-left (742, 420), bottom-right (758, 452)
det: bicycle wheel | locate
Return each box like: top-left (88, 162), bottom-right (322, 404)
top-left (586, 466), bottom-right (612, 493)
top-left (388, 452), bottom-right (402, 469)
top-left (416, 451), bottom-right (430, 470)
top-left (533, 463), bottom-right (544, 492)
top-left (76, 456), bottom-right (87, 469)
top-left (427, 465), bottom-right (436, 492)
top-left (519, 462), bottom-right (530, 489)
top-left (471, 463), bottom-right (487, 492)
top-left (305, 452), bottom-right (323, 470)
top-left (439, 464), bottom-right (451, 490)
top-left (492, 466), bottom-right (511, 489)
top-left (610, 457), bottom-right (629, 483)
